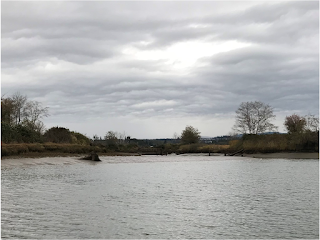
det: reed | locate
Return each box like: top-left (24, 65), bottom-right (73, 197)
top-left (234, 132), bottom-right (318, 153)
top-left (177, 143), bottom-right (230, 154)
top-left (1, 143), bottom-right (105, 157)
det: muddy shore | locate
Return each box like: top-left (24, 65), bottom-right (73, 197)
top-left (243, 152), bottom-right (319, 159)
top-left (1, 152), bottom-right (318, 169)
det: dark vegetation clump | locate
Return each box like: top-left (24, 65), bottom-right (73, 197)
top-left (228, 132), bottom-right (319, 154)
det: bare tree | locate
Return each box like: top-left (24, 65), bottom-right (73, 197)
top-left (11, 92), bottom-right (27, 124)
top-left (2, 93), bottom-right (49, 131)
top-left (117, 131), bottom-right (127, 144)
top-left (305, 114), bottom-right (319, 132)
top-left (21, 100), bottom-right (49, 133)
top-left (105, 131), bottom-right (118, 146)
top-left (233, 101), bottom-right (278, 134)
top-left (23, 100), bottom-right (49, 124)
top-left (173, 132), bottom-right (180, 139)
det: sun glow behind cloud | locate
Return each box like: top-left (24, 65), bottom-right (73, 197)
top-left (122, 40), bottom-right (251, 70)
top-left (2, 1), bottom-right (318, 139)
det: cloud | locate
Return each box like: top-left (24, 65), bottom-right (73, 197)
top-left (1, 1), bottom-right (318, 138)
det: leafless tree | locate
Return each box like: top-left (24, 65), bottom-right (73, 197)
top-left (21, 100), bottom-right (49, 133)
top-left (233, 101), bottom-right (278, 134)
top-left (173, 132), bottom-right (180, 139)
top-left (105, 131), bottom-right (118, 145)
top-left (305, 114), bottom-right (319, 132)
top-left (23, 100), bottom-right (49, 124)
top-left (11, 92), bottom-right (27, 124)
top-left (118, 131), bottom-right (128, 144)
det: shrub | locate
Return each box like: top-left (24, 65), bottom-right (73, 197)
top-left (1, 122), bottom-right (42, 143)
top-left (44, 127), bottom-right (72, 143)
top-left (71, 132), bottom-right (91, 145)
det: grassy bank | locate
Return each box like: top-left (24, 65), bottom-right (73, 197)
top-left (229, 132), bottom-right (319, 154)
top-left (2, 132), bottom-right (318, 159)
top-left (176, 144), bottom-right (229, 154)
top-left (1, 142), bottom-right (230, 158)
top-left (1, 143), bottom-right (112, 158)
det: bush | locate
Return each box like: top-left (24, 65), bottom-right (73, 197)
top-left (44, 127), bottom-right (72, 143)
top-left (1, 122), bottom-right (42, 143)
top-left (71, 132), bottom-right (91, 145)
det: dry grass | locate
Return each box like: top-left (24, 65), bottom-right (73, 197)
top-left (234, 133), bottom-right (318, 153)
top-left (198, 144), bottom-right (230, 152)
top-left (1, 143), bottom-right (106, 157)
top-left (178, 144), bottom-right (230, 154)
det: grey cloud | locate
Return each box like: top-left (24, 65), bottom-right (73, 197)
top-left (1, 1), bottom-right (318, 137)
top-left (2, 37), bottom-right (115, 65)
top-left (147, 1), bottom-right (318, 48)
top-left (195, 43), bottom-right (319, 114)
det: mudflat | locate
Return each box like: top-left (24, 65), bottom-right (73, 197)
top-left (1, 157), bottom-right (82, 169)
top-left (244, 152), bottom-right (319, 159)
top-left (2, 152), bottom-right (318, 169)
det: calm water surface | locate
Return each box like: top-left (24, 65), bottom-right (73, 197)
top-left (1, 155), bottom-right (319, 239)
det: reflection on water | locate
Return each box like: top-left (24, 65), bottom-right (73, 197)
top-left (1, 155), bottom-right (319, 239)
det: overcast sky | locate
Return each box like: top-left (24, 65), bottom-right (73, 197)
top-left (2, 1), bottom-right (319, 139)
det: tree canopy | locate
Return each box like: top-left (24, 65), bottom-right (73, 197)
top-left (284, 114), bottom-right (306, 134)
top-left (284, 114), bottom-right (319, 134)
top-left (1, 92), bottom-right (48, 133)
top-left (1, 93), bottom-right (49, 143)
top-left (181, 126), bottom-right (201, 144)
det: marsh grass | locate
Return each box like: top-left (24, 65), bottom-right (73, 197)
top-left (177, 144), bottom-right (229, 154)
top-left (233, 132), bottom-right (319, 153)
top-left (2, 132), bottom-right (317, 158)
top-left (1, 143), bottom-right (106, 157)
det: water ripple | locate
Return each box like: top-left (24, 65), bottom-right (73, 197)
top-left (2, 156), bottom-right (319, 239)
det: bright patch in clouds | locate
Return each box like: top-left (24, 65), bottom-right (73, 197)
top-left (2, 1), bottom-right (318, 138)
top-left (123, 40), bottom-right (251, 69)
top-left (132, 100), bottom-right (177, 109)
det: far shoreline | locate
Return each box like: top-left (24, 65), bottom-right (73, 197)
top-left (1, 151), bottom-right (318, 160)
top-left (1, 151), bottom-right (141, 160)
top-left (243, 152), bottom-right (319, 159)
top-left (1, 152), bottom-right (318, 169)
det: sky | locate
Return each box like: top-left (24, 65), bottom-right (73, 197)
top-left (1, 1), bottom-right (319, 139)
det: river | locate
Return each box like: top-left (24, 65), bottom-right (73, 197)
top-left (1, 155), bottom-right (319, 239)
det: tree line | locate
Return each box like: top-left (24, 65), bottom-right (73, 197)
top-left (232, 101), bottom-right (318, 134)
top-left (2, 92), bottom-right (49, 134)
top-left (1, 93), bottom-right (90, 145)
top-left (2, 93), bottom-right (318, 153)
top-left (177, 101), bottom-right (318, 151)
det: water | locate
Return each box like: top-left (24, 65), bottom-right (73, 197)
top-left (1, 155), bottom-right (319, 239)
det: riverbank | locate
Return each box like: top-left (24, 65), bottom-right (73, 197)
top-left (243, 152), bottom-right (319, 159)
top-left (1, 151), bottom-right (140, 159)
top-left (2, 152), bottom-right (318, 169)
top-left (1, 152), bottom-right (141, 169)
top-left (2, 151), bottom-right (318, 160)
